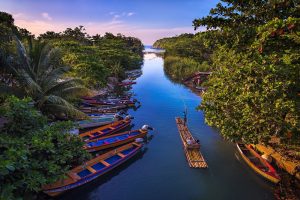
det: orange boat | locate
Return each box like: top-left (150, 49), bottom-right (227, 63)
top-left (43, 142), bottom-right (143, 197)
top-left (236, 143), bottom-right (281, 183)
top-left (80, 118), bottom-right (132, 142)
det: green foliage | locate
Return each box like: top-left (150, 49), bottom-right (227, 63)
top-left (154, 1), bottom-right (300, 145)
top-left (164, 56), bottom-right (210, 82)
top-left (193, 0), bottom-right (299, 50)
top-left (197, 1), bottom-right (300, 144)
top-left (9, 39), bottom-right (89, 119)
top-left (1, 96), bottom-right (46, 136)
top-left (0, 96), bottom-right (90, 199)
top-left (200, 47), bottom-right (300, 143)
top-left (48, 31), bottom-right (143, 88)
top-left (154, 32), bottom-right (216, 81)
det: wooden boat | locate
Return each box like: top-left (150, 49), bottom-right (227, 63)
top-left (83, 99), bottom-right (136, 107)
top-left (80, 105), bottom-right (127, 114)
top-left (80, 118), bottom-right (132, 141)
top-left (236, 143), bottom-right (281, 183)
top-left (77, 116), bottom-right (121, 129)
top-left (86, 113), bottom-right (116, 118)
top-left (118, 81), bottom-right (136, 86)
top-left (175, 117), bottom-right (208, 168)
top-left (84, 128), bottom-right (150, 152)
top-left (43, 142), bottom-right (143, 197)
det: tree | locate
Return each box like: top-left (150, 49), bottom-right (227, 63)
top-left (0, 96), bottom-right (90, 199)
top-left (197, 1), bottom-right (300, 144)
top-left (9, 39), bottom-right (89, 119)
top-left (193, 0), bottom-right (300, 50)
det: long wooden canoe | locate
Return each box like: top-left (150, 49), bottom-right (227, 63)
top-left (236, 143), bottom-right (281, 183)
top-left (84, 129), bottom-right (148, 152)
top-left (80, 103), bottom-right (127, 113)
top-left (83, 99), bottom-right (136, 107)
top-left (77, 116), bottom-right (118, 129)
top-left (175, 117), bottom-right (207, 168)
top-left (43, 142), bottom-right (142, 196)
top-left (80, 119), bottom-right (131, 141)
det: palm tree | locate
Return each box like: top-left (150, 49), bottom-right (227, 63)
top-left (9, 37), bottom-right (89, 119)
top-left (110, 61), bottom-right (124, 78)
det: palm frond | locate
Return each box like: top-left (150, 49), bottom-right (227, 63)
top-left (15, 69), bottom-right (42, 96)
top-left (44, 78), bottom-right (84, 97)
top-left (41, 66), bottom-right (70, 90)
top-left (13, 36), bottom-right (35, 78)
top-left (52, 86), bottom-right (90, 100)
top-left (43, 95), bottom-right (87, 119)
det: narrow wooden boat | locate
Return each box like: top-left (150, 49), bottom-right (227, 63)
top-left (80, 105), bottom-right (126, 114)
top-left (80, 118), bottom-right (132, 141)
top-left (86, 113), bottom-right (116, 118)
top-left (84, 128), bottom-right (149, 152)
top-left (83, 99), bottom-right (137, 107)
top-left (236, 143), bottom-right (281, 183)
top-left (43, 142), bottom-right (143, 197)
top-left (77, 116), bottom-right (120, 129)
top-left (118, 81), bottom-right (136, 86)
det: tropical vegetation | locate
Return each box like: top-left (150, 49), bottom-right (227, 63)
top-left (0, 11), bottom-right (144, 199)
top-left (0, 96), bottom-right (90, 199)
top-left (155, 0), bottom-right (300, 147)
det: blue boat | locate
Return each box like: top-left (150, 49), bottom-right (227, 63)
top-left (43, 142), bottom-right (143, 197)
top-left (84, 129), bottom-right (148, 152)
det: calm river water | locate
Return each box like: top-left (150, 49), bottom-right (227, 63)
top-left (60, 49), bottom-right (274, 200)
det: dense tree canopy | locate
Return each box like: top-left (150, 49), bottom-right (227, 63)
top-left (0, 96), bottom-right (90, 199)
top-left (39, 28), bottom-right (144, 88)
top-left (155, 0), bottom-right (300, 145)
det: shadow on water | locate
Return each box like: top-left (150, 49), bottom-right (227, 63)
top-left (57, 148), bottom-right (149, 200)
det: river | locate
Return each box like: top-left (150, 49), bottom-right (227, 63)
top-left (60, 49), bottom-right (274, 200)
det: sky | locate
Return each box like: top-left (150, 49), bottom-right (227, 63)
top-left (0, 0), bottom-right (219, 44)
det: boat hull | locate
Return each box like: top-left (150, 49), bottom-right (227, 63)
top-left (80, 119), bottom-right (131, 141)
top-left (43, 142), bottom-right (142, 196)
top-left (236, 143), bottom-right (280, 183)
top-left (85, 130), bottom-right (147, 152)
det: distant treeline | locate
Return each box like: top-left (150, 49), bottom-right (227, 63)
top-left (1, 12), bottom-right (144, 88)
top-left (153, 32), bottom-right (216, 81)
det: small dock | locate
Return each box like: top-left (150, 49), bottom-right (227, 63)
top-left (175, 117), bottom-right (208, 168)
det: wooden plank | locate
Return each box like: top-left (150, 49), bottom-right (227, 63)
top-left (175, 117), bottom-right (208, 168)
top-left (86, 166), bottom-right (97, 173)
top-left (100, 160), bottom-right (110, 167)
top-left (117, 153), bottom-right (126, 158)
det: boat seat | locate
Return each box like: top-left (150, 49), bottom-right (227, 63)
top-left (91, 162), bottom-right (106, 171)
top-left (77, 169), bottom-right (92, 178)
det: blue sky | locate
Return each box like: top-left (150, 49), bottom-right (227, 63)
top-left (0, 0), bottom-right (219, 44)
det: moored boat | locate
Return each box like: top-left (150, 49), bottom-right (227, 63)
top-left (80, 117), bottom-right (132, 141)
top-left (118, 81), bottom-right (136, 86)
top-left (43, 142), bottom-right (143, 197)
top-left (80, 105), bottom-right (127, 114)
top-left (84, 125), bottom-right (153, 152)
top-left (86, 113), bottom-right (116, 119)
top-left (236, 143), bottom-right (281, 183)
top-left (77, 115), bottom-right (122, 129)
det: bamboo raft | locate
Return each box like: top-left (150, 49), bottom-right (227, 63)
top-left (175, 117), bottom-right (208, 168)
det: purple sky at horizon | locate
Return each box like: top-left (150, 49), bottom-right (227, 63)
top-left (0, 0), bottom-right (219, 44)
